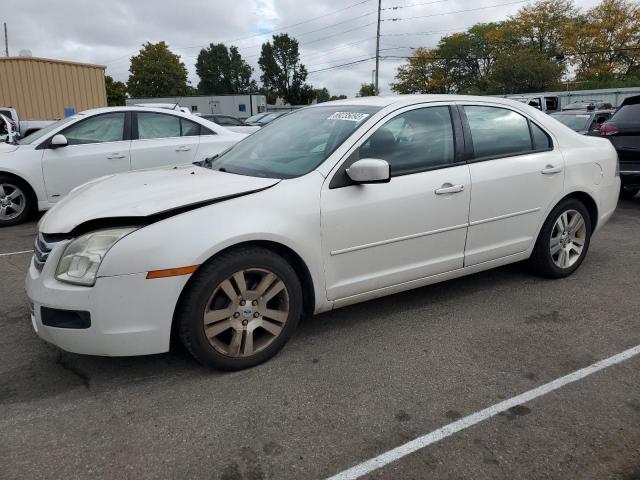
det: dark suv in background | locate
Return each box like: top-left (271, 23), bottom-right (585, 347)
top-left (592, 95), bottom-right (640, 199)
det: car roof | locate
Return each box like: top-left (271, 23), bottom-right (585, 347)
top-left (307, 94), bottom-right (538, 109)
top-left (77, 106), bottom-right (194, 117)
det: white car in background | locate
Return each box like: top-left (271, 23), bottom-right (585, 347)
top-left (26, 95), bottom-right (619, 371)
top-left (199, 114), bottom-right (261, 135)
top-left (0, 106), bottom-right (246, 226)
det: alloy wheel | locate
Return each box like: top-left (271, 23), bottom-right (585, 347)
top-left (0, 183), bottom-right (26, 221)
top-left (550, 209), bottom-right (586, 269)
top-left (202, 268), bottom-right (290, 357)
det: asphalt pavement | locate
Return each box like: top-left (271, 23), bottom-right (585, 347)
top-left (1, 198), bottom-right (639, 480)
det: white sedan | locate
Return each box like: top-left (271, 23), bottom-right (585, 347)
top-left (26, 95), bottom-right (620, 370)
top-left (0, 106), bottom-right (246, 226)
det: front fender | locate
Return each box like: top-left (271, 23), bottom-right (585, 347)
top-left (98, 172), bottom-right (329, 312)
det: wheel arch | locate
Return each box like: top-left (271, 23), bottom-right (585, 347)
top-left (562, 190), bottom-right (598, 232)
top-left (170, 239), bottom-right (317, 346)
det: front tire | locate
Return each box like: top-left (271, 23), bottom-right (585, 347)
top-left (177, 247), bottom-right (303, 371)
top-left (0, 175), bottom-right (34, 227)
top-left (530, 198), bottom-right (592, 278)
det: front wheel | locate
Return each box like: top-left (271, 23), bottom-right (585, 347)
top-left (178, 247), bottom-right (303, 371)
top-left (530, 199), bottom-right (592, 278)
top-left (0, 176), bottom-right (34, 227)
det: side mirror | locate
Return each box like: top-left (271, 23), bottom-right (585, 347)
top-left (347, 158), bottom-right (390, 184)
top-left (50, 134), bottom-right (68, 148)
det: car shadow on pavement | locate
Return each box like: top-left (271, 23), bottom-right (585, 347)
top-left (2, 261), bottom-right (532, 407)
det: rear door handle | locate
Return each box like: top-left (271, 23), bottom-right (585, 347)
top-left (106, 153), bottom-right (125, 159)
top-left (541, 164), bottom-right (562, 174)
top-left (435, 183), bottom-right (465, 195)
top-left (175, 146), bottom-right (192, 152)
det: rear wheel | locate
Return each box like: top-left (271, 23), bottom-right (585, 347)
top-left (0, 175), bottom-right (34, 227)
top-left (620, 186), bottom-right (639, 200)
top-left (530, 198), bottom-right (592, 278)
top-left (178, 247), bottom-right (302, 371)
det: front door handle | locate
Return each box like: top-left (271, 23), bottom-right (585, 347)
top-left (106, 153), bottom-right (125, 159)
top-left (175, 146), bottom-right (192, 152)
top-left (435, 183), bottom-right (465, 195)
top-left (541, 164), bottom-right (562, 174)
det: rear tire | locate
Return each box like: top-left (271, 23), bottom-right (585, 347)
top-left (178, 247), bottom-right (302, 371)
top-left (530, 198), bottom-right (592, 278)
top-left (620, 186), bottom-right (639, 200)
top-left (0, 175), bottom-right (35, 227)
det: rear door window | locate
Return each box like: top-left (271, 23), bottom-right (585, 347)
top-left (464, 106), bottom-right (532, 159)
top-left (181, 118), bottom-right (201, 136)
top-left (137, 112), bottom-right (180, 139)
top-left (612, 104), bottom-right (640, 123)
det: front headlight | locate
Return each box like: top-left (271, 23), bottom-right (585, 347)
top-left (55, 228), bottom-right (137, 286)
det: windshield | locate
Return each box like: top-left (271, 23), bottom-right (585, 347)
top-left (552, 113), bottom-right (591, 131)
top-left (0, 114), bottom-right (10, 142)
top-left (246, 113), bottom-right (267, 123)
top-left (212, 105), bottom-right (381, 179)
top-left (257, 113), bottom-right (284, 124)
top-left (18, 115), bottom-right (78, 144)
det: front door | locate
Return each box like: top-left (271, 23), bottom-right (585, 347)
top-left (41, 112), bottom-right (131, 202)
top-left (321, 105), bottom-right (471, 301)
top-left (130, 111), bottom-right (200, 170)
top-left (460, 104), bottom-right (565, 266)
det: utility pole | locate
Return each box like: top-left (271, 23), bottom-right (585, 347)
top-left (374, 0), bottom-right (381, 95)
top-left (3, 23), bottom-right (8, 57)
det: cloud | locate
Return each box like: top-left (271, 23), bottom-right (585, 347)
top-left (5, 0), bottom-right (605, 97)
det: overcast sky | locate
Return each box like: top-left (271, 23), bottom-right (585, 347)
top-left (4, 0), bottom-right (603, 97)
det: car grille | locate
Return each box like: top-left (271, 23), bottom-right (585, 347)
top-left (33, 232), bottom-right (59, 272)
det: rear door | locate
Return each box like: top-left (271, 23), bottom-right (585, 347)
top-left (460, 103), bottom-right (564, 266)
top-left (129, 111), bottom-right (200, 170)
top-left (41, 111), bottom-right (131, 202)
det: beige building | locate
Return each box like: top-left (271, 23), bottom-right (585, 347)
top-left (0, 56), bottom-right (107, 120)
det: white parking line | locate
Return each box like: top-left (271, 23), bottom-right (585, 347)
top-left (0, 250), bottom-right (33, 257)
top-left (325, 344), bottom-right (640, 480)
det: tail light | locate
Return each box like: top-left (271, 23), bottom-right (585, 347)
top-left (597, 123), bottom-right (619, 136)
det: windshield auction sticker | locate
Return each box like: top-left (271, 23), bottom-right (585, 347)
top-left (327, 112), bottom-right (370, 122)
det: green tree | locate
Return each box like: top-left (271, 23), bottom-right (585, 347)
top-left (357, 83), bottom-right (376, 97)
top-left (565, 0), bottom-right (640, 79)
top-left (258, 34), bottom-right (313, 104)
top-left (313, 87), bottom-right (331, 103)
top-left (509, 0), bottom-right (578, 57)
top-left (487, 48), bottom-right (564, 93)
top-left (196, 44), bottom-right (257, 94)
top-left (391, 48), bottom-right (455, 94)
top-left (127, 42), bottom-right (189, 97)
top-left (105, 75), bottom-right (127, 106)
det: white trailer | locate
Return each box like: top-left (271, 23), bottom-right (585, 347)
top-left (499, 86), bottom-right (640, 112)
top-left (126, 95), bottom-right (267, 119)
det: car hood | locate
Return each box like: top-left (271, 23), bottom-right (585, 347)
top-left (0, 142), bottom-right (19, 153)
top-left (39, 164), bottom-right (280, 234)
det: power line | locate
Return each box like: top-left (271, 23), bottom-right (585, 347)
top-left (383, 0), bottom-right (531, 21)
top-left (382, 0), bottom-right (449, 10)
top-left (379, 45), bottom-right (640, 61)
top-left (381, 29), bottom-right (459, 36)
top-left (305, 47), bottom-right (413, 69)
top-left (307, 57), bottom-right (376, 74)
top-left (210, 0), bottom-right (374, 45)
top-left (103, 0), bottom-right (374, 65)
